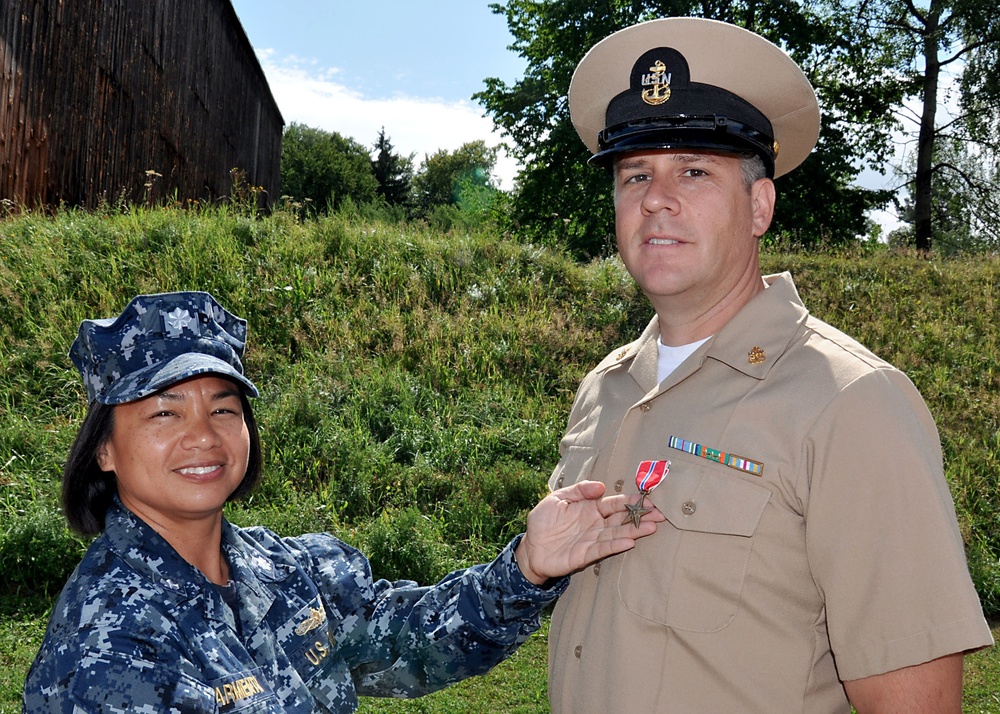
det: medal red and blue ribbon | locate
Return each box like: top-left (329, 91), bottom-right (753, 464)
top-left (635, 459), bottom-right (669, 493)
top-left (622, 460), bottom-right (669, 527)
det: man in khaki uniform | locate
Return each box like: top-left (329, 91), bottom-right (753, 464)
top-left (547, 17), bottom-right (993, 713)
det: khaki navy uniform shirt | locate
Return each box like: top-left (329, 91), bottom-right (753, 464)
top-left (24, 499), bottom-right (566, 713)
top-left (547, 273), bottom-right (992, 713)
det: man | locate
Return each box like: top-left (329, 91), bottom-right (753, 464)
top-left (546, 17), bottom-right (993, 713)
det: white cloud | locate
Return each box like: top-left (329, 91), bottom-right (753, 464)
top-left (256, 50), bottom-right (519, 189)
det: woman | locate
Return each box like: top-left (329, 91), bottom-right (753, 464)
top-left (23, 291), bottom-right (661, 713)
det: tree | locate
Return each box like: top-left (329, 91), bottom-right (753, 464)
top-left (825, 0), bottom-right (1000, 252)
top-left (893, 136), bottom-right (1000, 254)
top-left (410, 140), bottom-right (497, 214)
top-left (371, 127), bottom-right (414, 207)
top-left (476, 0), bottom-right (903, 257)
top-left (280, 123), bottom-right (379, 211)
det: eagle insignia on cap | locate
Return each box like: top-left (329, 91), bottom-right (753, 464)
top-left (641, 59), bottom-right (671, 106)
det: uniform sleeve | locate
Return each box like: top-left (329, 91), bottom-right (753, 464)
top-left (804, 368), bottom-right (993, 681)
top-left (284, 532), bottom-right (567, 698)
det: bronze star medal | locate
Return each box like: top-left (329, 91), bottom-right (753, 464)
top-left (622, 492), bottom-right (651, 528)
top-left (620, 460), bottom-right (670, 527)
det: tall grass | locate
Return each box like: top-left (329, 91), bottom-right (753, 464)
top-left (1, 206), bottom-right (997, 710)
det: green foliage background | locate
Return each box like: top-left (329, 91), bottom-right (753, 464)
top-left (476, 0), bottom-right (905, 256)
top-left (280, 123), bottom-right (380, 211)
top-left (1, 206), bottom-right (998, 709)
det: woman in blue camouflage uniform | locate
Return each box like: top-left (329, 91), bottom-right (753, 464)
top-left (23, 291), bottom-right (662, 713)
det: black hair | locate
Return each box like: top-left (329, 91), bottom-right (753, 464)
top-left (62, 388), bottom-right (263, 537)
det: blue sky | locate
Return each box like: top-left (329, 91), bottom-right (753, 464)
top-left (230, 1), bottom-right (526, 186)
top-left (229, 2), bottom-right (923, 229)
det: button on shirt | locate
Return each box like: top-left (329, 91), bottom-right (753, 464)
top-left (24, 500), bottom-right (566, 713)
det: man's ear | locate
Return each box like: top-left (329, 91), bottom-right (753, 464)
top-left (751, 178), bottom-right (776, 238)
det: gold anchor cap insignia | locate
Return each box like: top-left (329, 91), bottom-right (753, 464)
top-left (295, 604), bottom-right (328, 636)
top-left (641, 59), bottom-right (671, 106)
top-left (748, 346), bottom-right (766, 365)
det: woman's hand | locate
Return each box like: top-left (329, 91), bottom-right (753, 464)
top-left (514, 480), bottom-right (664, 586)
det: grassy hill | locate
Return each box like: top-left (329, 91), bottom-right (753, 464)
top-left (1, 206), bottom-right (997, 710)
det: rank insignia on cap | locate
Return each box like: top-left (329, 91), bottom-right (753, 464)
top-left (165, 307), bottom-right (194, 335)
top-left (568, 17), bottom-right (821, 179)
top-left (642, 59), bottom-right (671, 105)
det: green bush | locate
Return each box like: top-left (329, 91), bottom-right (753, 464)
top-left (0, 510), bottom-right (87, 598)
top-left (358, 506), bottom-right (456, 585)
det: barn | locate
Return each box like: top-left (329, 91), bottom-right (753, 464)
top-left (0, 0), bottom-right (283, 210)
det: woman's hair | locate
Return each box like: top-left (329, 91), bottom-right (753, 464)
top-left (62, 388), bottom-right (263, 537)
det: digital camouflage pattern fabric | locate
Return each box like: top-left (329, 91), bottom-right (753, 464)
top-left (70, 291), bottom-right (258, 405)
top-left (24, 499), bottom-right (565, 712)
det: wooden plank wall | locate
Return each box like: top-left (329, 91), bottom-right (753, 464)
top-left (0, 0), bottom-right (283, 209)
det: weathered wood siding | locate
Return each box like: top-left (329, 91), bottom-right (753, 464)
top-left (1, 0), bottom-right (283, 209)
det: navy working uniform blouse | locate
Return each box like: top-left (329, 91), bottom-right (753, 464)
top-left (24, 499), bottom-right (565, 712)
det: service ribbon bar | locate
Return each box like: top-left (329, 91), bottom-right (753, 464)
top-left (667, 436), bottom-right (764, 477)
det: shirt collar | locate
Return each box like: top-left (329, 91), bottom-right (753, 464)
top-left (702, 272), bottom-right (808, 378)
top-left (101, 497), bottom-right (206, 601)
top-left (628, 272), bottom-right (809, 391)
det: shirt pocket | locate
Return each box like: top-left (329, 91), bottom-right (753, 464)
top-left (548, 444), bottom-right (599, 490)
top-left (275, 596), bottom-right (356, 710)
top-left (277, 596), bottom-right (339, 675)
top-left (617, 460), bottom-right (770, 632)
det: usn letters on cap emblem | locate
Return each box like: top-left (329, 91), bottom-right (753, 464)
top-left (641, 59), bottom-right (671, 106)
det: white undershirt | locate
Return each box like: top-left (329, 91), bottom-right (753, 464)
top-left (657, 336), bottom-right (711, 383)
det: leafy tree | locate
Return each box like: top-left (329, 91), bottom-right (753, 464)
top-left (280, 123), bottom-right (378, 211)
top-left (411, 140), bottom-right (497, 214)
top-left (476, 0), bottom-right (902, 257)
top-left (892, 136), bottom-right (1000, 254)
top-left (371, 127), bottom-right (414, 207)
top-left (824, 0), bottom-right (1000, 252)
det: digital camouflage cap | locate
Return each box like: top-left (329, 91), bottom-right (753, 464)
top-left (70, 291), bottom-right (259, 405)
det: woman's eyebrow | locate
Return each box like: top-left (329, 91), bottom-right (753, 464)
top-left (152, 387), bottom-right (241, 401)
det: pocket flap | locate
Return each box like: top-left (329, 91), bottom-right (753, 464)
top-left (650, 462), bottom-right (770, 537)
